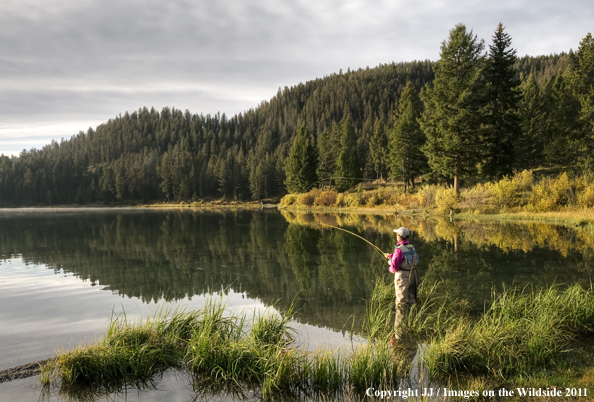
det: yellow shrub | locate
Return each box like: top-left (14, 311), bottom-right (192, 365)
top-left (528, 173), bottom-right (573, 212)
top-left (279, 194), bottom-right (298, 207)
top-left (366, 192), bottom-right (381, 207)
top-left (398, 192), bottom-right (421, 209)
top-left (351, 188), bottom-right (370, 207)
top-left (417, 185), bottom-right (441, 208)
top-left (460, 183), bottom-right (490, 211)
top-left (512, 169), bottom-right (534, 191)
top-left (314, 191), bottom-right (338, 207)
top-left (486, 176), bottom-right (520, 210)
top-left (578, 185), bottom-right (594, 208)
top-left (300, 192), bottom-right (315, 206)
top-left (384, 194), bottom-right (400, 206)
top-left (336, 193), bottom-right (358, 207)
top-left (435, 187), bottom-right (459, 213)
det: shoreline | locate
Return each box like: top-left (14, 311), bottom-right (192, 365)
top-left (1, 202), bottom-right (594, 226)
top-left (0, 359), bottom-right (53, 384)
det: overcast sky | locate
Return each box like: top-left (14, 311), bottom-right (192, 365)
top-left (1, 0), bottom-right (592, 156)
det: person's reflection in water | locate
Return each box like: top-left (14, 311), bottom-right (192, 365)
top-left (384, 227), bottom-right (419, 343)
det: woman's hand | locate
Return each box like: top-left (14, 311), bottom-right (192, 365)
top-left (384, 253), bottom-right (390, 260)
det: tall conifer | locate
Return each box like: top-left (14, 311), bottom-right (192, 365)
top-left (369, 118), bottom-right (388, 179)
top-left (517, 71), bottom-right (546, 166)
top-left (284, 124), bottom-right (317, 193)
top-left (316, 123), bottom-right (340, 185)
top-left (570, 33), bottom-right (594, 170)
top-left (334, 114), bottom-right (360, 191)
top-left (390, 82), bottom-right (425, 192)
top-left (420, 24), bottom-right (487, 193)
top-left (484, 23), bottom-right (520, 178)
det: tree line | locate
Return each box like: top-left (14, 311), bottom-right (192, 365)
top-left (0, 24), bottom-right (592, 205)
top-left (286, 24), bottom-right (594, 195)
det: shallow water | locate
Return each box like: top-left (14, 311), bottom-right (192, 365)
top-left (0, 208), bottom-right (592, 400)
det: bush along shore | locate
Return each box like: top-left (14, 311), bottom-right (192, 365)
top-left (39, 280), bottom-right (594, 400)
top-left (279, 170), bottom-right (594, 220)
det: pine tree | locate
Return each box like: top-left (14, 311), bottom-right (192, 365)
top-left (369, 118), bottom-right (388, 179)
top-left (517, 71), bottom-right (546, 167)
top-left (358, 115), bottom-right (375, 179)
top-left (420, 24), bottom-right (487, 193)
top-left (390, 81), bottom-right (425, 192)
top-left (569, 33), bottom-right (594, 170)
top-left (542, 73), bottom-right (581, 165)
top-left (316, 123), bottom-right (340, 185)
top-left (334, 114), bottom-right (360, 191)
top-left (284, 124), bottom-right (317, 193)
top-left (571, 33), bottom-right (594, 134)
top-left (484, 23), bottom-right (521, 178)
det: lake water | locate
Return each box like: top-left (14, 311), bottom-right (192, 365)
top-left (0, 208), bottom-right (592, 400)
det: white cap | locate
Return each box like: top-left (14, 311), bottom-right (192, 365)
top-left (393, 227), bottom-right (410, 238)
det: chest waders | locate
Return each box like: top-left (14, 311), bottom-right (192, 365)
top-left (395, 243), bottom-right (419, 305)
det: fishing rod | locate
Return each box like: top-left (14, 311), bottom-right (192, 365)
top-left (320, 223), bottom-right (389, 260)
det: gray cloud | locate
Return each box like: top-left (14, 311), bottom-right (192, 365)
top-left (0, 0), bottom-right (592, 155)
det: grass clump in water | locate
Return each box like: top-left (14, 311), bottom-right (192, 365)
top-left (422, 284), bottom-right (594, 378)
top-left (41, 307), bottom-right (201, 388)
top-left (42, 295), bottom-right (411, 399)
top-left (188, 304), bottom-right (308, 397)
top-left (363, 276), bottom-right (594, 388)
top-left (42, 281), bottom-right (594, 397)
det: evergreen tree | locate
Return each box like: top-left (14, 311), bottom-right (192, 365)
top-left (369, 118), bottom-right (388, 179)
top-left (390, 81), bottom-right (425, 192)
top-left (569, 33), bottom-right (594, 170)
top-left (420, 24), bottom-right (487, 193)
top-left (316, 123), bottom-right (340, 185)
top-left (517, 71), bottom-right (546, 167)
top-left (358, 115), bottom-right (375, 179)
top-left (484, 23), bottom-right (521, 178)
top-left (284, 125), bottom-right (317, 193)
top-left (334, 114), bottom-right (360, 191)
top-left (542, 73), bottom-right (582, 165)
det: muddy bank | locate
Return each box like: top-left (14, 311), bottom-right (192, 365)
top-left (0, 359), bottom-right (53, 383)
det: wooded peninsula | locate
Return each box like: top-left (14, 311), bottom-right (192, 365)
top-left (1, 24), bottom-right (593, 209)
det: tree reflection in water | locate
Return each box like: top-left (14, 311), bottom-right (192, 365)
top-left (0, 209), bottom-right (592, 332)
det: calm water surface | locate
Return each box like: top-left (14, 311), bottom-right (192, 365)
top-left (0, 208), bottom-right (592, 400)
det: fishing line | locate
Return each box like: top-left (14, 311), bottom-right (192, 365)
top-left (320, 223), bottom-right (389, 260)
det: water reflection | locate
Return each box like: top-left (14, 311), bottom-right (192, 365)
top-left (2, 208), bottom-right (593, 400)
top-left (281, 210), bottom-right (594, 310)
top-left (0, 209), bottom-right (592, 332)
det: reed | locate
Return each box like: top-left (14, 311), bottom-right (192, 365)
top-left (347, 344), bottom-right (404, 391)
top-left (309, 349), bottom-right (345, 392)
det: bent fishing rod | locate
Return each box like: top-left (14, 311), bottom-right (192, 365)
top-left (320, 223), bottom-right (390, 260)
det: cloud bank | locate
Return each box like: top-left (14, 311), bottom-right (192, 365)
top-left (1, 0), bottom-right (592, 155)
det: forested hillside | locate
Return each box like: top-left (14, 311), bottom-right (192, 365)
top-left (0, 25), bottom-right (592, 206)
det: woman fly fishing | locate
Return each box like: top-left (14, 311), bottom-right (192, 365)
top-left (385, 227), bottom-right (419, 340)
top-left (322, 223), bottom-right (419, 340)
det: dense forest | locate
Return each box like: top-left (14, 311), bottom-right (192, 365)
top-left (0, 24), bottom-right (592, 205)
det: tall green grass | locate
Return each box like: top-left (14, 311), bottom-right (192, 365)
top-left (43, 281), bottom-right (594, 397)
top-left (363, 277), bottom-right (594, 382)
top-left (42, 306), bottom-right (201, 388)
top-left (42, 297), bottom-right (408, 399)
top-left (421, 284), bottom-right (594, 378)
